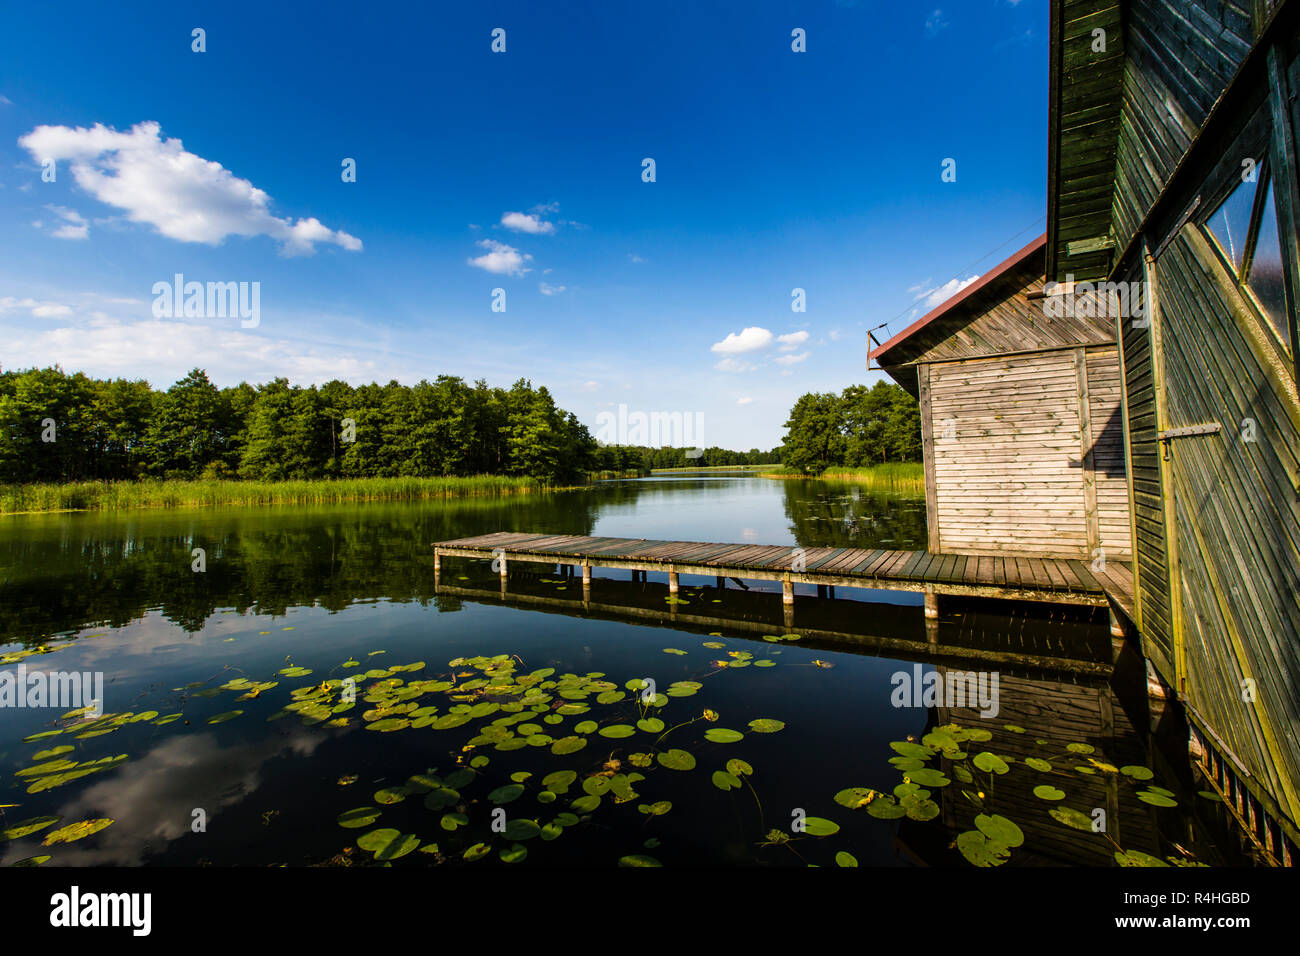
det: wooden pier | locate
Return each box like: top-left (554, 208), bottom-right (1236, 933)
top-left (432, 531), bottom-right (1135, 613)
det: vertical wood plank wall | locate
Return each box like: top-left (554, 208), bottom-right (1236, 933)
top-left (924, 346), bottom-right (1131, 558)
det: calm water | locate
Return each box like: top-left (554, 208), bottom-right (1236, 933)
top-left (0, 475), bottom-right (1246, 866)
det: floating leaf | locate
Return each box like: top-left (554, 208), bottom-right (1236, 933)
top-left (802, 816), bottom-right (840, 836)
top-left (488, 784), bottom-right (525, 804)
top-left (1024, 757), bottom-right (1052, 772)
top-left (726, 758), bottom-right (753, 776)
top-left (504, 819), bottom-right (541, 840)
top-left (1, 816), bottom-right (60, 841)
top-left (1119, 765), bottom-right (1154, 780)
top-left (1049, 806), bottom-right (1094, 831)
top-left (618, 854), bottom-right (662, 867)
top-left (42, 818), bottom-right (113, 846)
top-left (551, 736), bottom-right (587, 756)
top-left (657, 749), bottom-right (695, 771)
top-left (206, 710), bottom-right (243, 724)
top-left (972, 751), bottom-right (1009, 775)
top-left (834, 788), bottom-right (876, 810)
top-left (835, 851), bottom-right (859, 867)
top-left (904, 768), bottom-right (950, 788)
top-left (636, 718), bottom-right (665, 733)
top-left (337, 807), bottom-right (381, 829)
top-left (975, 813), bottom-right (1024, 847)
top-left (638, 801), bottom-right (672, 816)
top-left (956, 829), bottom-right (1009, 867)
top-left (500, 843), bottom-right (528, 863)
top-left (599, 724), bottom-right (635, 739)
top-left (1136, 789), bottom-right (1178, 807)
top-left (463, 842), bottom-right (490, 862)
top-left (1033, 785), bottom-right (1066, 802)
top-left (712, 770), bottom-right (741, 791)
top-left (747, 718), bottom-right (785, 733)
top-left (704, 728), bottom-right (744, 744)
top-left (374, 787), bottom-right (407, 805)
top-left (440, 813), bottom-right (468, 831)
top-left (1066, 742), bottom-right (1095, 754)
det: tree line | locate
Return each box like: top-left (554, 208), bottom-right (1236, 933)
top-left (592, 445), bottom-right (781, 472)
top-left (780, 381), bottom-right (922, 474)
top-left (0, 367), bottom-right (599, 484)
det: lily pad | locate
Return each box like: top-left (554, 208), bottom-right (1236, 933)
top-left (337, 806), bottom-right (381, 829)
top-left (1033, 785), bottom-right (1066, 801)
top-left (704, 728), bottom-right (744, 744)
top-left (42, 818), bottom-right (114, 846)
top-left (975, 813), bottom-right (1024, 847)
top-left (747, 718), bottom-right (785, 733)
top-left (657, 749), bottom-right (696, 771)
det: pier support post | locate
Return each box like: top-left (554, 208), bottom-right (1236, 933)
top-left (817, 584), bottom-right (827, 599)
top-left (668, 570), bottom-right (679, 594)
top-left (924, 588), bottom-right (939, 620)
top-left (433, 548), bottom-right (441, 587)
top-left (498, 551), bottom-right (508, 579)
top-left (782, 575), bottom-right (794, 606)
top-left (582, 563), bottom-right (591, 588)
top-left (716, 576), bottom-right (725, 590)
top-left (783, 602), bottom-right (795, 629)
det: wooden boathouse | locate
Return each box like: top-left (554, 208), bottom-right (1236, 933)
top-left (883, 0), bottom-right (1300, 861)
top-left (870, 234), bottom-right (1132, 561)
top-left (1046, 0), bottom-right (1300, 863)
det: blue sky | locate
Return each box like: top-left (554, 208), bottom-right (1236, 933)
top-left (0, 0), bottom-right (1047, 449)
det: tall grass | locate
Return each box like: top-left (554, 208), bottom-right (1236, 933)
top-left (649, 463), bottom-right (782, 473)
top-left (764, 462), bottom-right (925, 492)
top-left (0, 475), bottom-right (551, 515)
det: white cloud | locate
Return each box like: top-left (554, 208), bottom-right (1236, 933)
top-left (501, 211), bottom-right (556, 235)
top-left (580, 380), bottom-right (599, 391)
top-left (774, 351), bottom-right (810, 365)
top-left (539, 281), bottom-right (566, 295)
top-left (0, 296), bottom-right (73, 318)
top-left (925, 9), bottom-right (950, 35)
top-left (829, 329), bottom-right (842, 341)
top-left (0, 94), bottom-right (12, 106)
top-left (711, 326), bottom-right (773, 354)
top-left (18, 121), bottom-right (362, 256)
top-left (628, 254), bottom-right (645, 263)
top-left (737, 396), bottom-right (754, 405)
top-left (2, 313), bottom-right (378, 384)
top-left (37, 205), bottom-right (90, 240)
top-left (776, 330), bottom-right (809, 351)
top-left (714, 357), bottom-right (758, 373)
top-left (916, 274), bottom-right (981, 309)
top-left (468, 238), bottom-right (532, 276)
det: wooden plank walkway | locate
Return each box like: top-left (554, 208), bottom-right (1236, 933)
top-left (432, 532), bottom-right (1135, 609)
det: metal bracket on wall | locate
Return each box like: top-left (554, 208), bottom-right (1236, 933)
top-left (1158, 422), bottom-right (1222, 459)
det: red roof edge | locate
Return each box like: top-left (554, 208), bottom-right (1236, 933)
top-left (868, 233), bottom-right (1047, 362)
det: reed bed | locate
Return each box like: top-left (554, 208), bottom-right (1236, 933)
top-left (0, 475), bottom-right (549, 515)
top-left (763, 462), bottom-right (925, 492)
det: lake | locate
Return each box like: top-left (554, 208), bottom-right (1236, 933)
top-left (0, 473), bottom-right (1246, 866)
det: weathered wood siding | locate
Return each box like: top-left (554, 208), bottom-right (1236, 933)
top-left (1110, 0), bottom-right (1255, 247)
top-left (1148, 224), bottom-right (1300, 831)
top-left (926, 346), bottom-right (1131, 559)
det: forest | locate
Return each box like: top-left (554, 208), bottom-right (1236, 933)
top-left (779, 381), bottom-right (922, 474)
top-left (0, 367), bottom-right (599, 484)
top-left (0, 366), bottom-right (918, 487)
